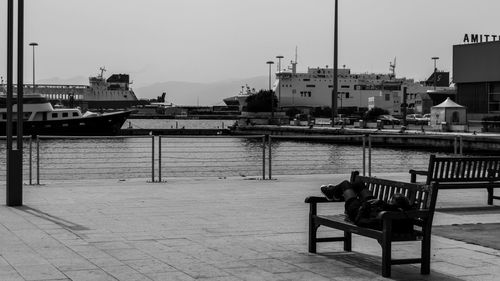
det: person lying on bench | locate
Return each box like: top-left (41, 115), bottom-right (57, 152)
top-left (321, 181), bottom-right (415, 232)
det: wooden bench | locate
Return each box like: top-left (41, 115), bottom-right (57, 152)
top-left (409, 154), bottom-right (500, 205)
top-left (305, 171), bottom-right (438, 277)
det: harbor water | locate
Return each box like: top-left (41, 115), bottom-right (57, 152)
top-left (0, 121), bottom-right (462, 182)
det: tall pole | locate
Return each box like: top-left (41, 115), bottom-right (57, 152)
top-left (267, 61), bottom-right (274, 118)
top-left (432, 57), bottom-right (439, 90)
top-left (276, 55), bottom-right (283, 110)
top-left (6, 0), bottom-right (24, 206)
top-left (29, 42), bottom-right (38, 94)
top-left (332, 0), bottom-right (339, 127)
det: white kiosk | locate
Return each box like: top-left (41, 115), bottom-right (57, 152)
top-left (430, 98), bottom-right (467, 131)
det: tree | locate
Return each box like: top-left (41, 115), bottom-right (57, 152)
top-left (245, 90), bottom-right (277, 112)
top-left (364, 107), bottom-right (389, 121)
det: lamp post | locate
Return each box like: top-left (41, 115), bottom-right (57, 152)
top-left (266, 60), bottom-right (274, 118)
top-left (29, 42), bottom-right (38, 94)
top-left (332, 0), bottom-right (339, 127)
top-left (432, 57), bottom-right (439, 90)
top-left (276, 55), bottom-right (283, 110)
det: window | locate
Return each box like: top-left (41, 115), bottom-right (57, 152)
top-left (341, 85), bottom-right (350, 89)
top-left (52, 113), bottom-right (58, 118)
top-left (345, 92), bottom-right (350, 98)
top-left (385, 94), bottom-right (391, 101)
top-left (306, 84), bottom-right (316, 88)
top-left (73, 112), bottom-right (79, 117)
top-left (62, 112), bottom-right (68, 118)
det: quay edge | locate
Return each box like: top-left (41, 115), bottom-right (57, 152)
top-left (230, 125), bottom-right (500, 153)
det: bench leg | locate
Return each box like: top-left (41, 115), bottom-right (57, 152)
top-left (421, 233), bottom-right (431, 275)
top-left (308, 203), bottom-right (318, 253)
top-left (344, 231), bottom-right (352, 251)
top-left (487, 187), bottom-right (494, 205)
top-left (381, 239), bottom-right (392, 277)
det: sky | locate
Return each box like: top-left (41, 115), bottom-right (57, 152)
top-left (1, 0), bottom-right (500, 88)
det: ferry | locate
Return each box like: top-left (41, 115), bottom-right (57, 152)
top-left (0, 67), bottom-right (146, 111)
top-left (272, 57), bottom-right (451, 115)
top-left (223, 85), bottom-right (258, 112)
top-left (0, 94), bottom-right (132, 136)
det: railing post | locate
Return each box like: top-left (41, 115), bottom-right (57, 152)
top-left (29, 136), bottom-right (32, 185)
top-left (151, 135), bottom-right (155, 182)
top-left (268, 135), bottom-right (272, 180)
top-left (36, 136), bottom-right (40, 185)
top-left (368, 134), bottom-right (372, 177)
top-left (262, 135), bottom-right (266, 180)
top-left (454, 136), bottom-right (458, 155)
top-left (362, 135), bottom-right (366, 176)
top-left (158, 136), bottom-right (162, 182)
top-left (459, 135), bottom-right (463, 155)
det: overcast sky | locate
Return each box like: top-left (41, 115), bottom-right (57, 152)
top-left (1, 0), bottom-right (499, 87)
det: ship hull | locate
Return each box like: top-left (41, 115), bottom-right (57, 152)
top-left (0, 110), bottom-right (132, 136)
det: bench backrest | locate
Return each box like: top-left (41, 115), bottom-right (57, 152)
top-left (426, 154), bottom-right (500, 184)
top-left (351, 171), bottom-right (438, 212)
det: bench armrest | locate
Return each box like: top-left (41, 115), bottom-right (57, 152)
top-left (376, 209), bottom-right (431, 220)
top-left (305, 196), bottom-right (339, 204)
top-left (409, 169), bottom-right (428, 183)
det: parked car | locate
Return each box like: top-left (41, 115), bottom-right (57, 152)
top-left (406, 114), bottom-right (423, 124)
top-left (378, 115), bottom-right (401, 125)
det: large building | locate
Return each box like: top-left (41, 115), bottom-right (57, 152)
top-left (453, 40), bottom-right (500, 118)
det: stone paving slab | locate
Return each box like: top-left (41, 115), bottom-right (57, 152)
top-left (0, 173), bottom-right (498, 280)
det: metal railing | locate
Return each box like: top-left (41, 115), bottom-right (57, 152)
top-left (0, 133), bottom-right (471, 183)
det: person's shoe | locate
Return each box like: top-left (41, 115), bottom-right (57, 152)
top-left (321, 183), bottom-right (345, 201)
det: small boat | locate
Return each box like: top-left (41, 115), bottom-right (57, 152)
top-left (0, 94), bottom-right (132, 136)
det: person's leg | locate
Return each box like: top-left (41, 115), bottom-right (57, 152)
top-left (321, 180), bottom-right (351, 201)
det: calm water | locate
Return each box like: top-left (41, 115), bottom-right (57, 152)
top-left (122, 119), bottom-right (236, 130)
top-left (0, 134), bottom-right (459, 182)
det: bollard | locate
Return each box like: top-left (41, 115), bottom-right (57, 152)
top-left (151, 135), bottom-right (155, 182)
top-left (268, 135), bottom-right (272, 180)
top-left (158, 136), bottom-right (162, 182)
top-left (262, 135), bottom-right (266, 180)
top-left (36, 136), bottom-right (40, 185)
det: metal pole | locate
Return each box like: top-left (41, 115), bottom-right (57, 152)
top-left (454, 136), bottom-right (458, 155)
top-left (6, 0), bottom-right (13, 152)
top-left (268, 135), bottom-right (272, 180)
top-left (262, 136), bottom-right (266, 180)
top-left (362, 135), bottom-right (366, 176)
top-left (459, 135), bottom-right (463, 155)
top-left (158, 136), bottom-right (162, 182)
top-left (29, 137), bottom-right (32, 185)
top-left (276, 55), bottom-right (283, 109)
top-left (17, 0), bottom-right (24, 150)
top-left (331, 0), bottom-right (338, 126)
top-left (368, 134), bottom-right (372, 177)
top-left (151, 135), bottom-right (155, 182)
top-left (36, 136), bottom-right (40, 185)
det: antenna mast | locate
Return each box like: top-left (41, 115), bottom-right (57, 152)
top-left (389, 57), bottom-right (396, 79)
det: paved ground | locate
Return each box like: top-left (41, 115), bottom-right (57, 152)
top-left (0, 173), bottom-right (499, 281)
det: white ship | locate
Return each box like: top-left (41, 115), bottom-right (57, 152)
top-left (273, 57), bottom-right (450, 115)
top-left (1, 67), bottom-right (146, 110)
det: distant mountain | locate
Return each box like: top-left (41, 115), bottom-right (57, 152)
top-left (134, 76), bottom-right (268, 106)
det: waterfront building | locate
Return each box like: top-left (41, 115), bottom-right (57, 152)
top-left (453, 40), bottom-right (500, 119)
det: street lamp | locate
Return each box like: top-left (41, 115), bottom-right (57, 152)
top-left (29, 42), bottom-right (38, 94)
top-left (266, 61), bottom-right (274, 118)
top-left (276, 55), bottom-right (284, 109)
top-left (431, 57), bottom-right (439, 90)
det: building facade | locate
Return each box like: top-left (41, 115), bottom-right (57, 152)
top-left (453, 41), bottom-right (500, 118)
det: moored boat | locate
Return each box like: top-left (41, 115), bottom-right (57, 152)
top-left (0, 94), bottom-right (132, 136)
